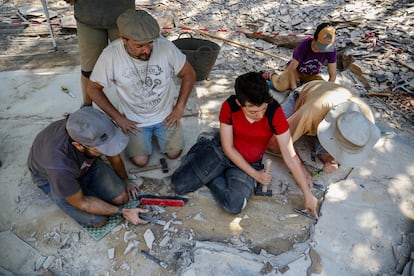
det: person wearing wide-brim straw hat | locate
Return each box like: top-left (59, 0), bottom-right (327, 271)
top-left (267, 80), bottom-right (381, 174)
top-left (87, 9), bottom-right (196, 168)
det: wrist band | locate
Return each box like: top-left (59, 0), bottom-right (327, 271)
top-left (115, 206), bottom-right (123, 217)
top-left (123, 178), bottom-right (134, 185)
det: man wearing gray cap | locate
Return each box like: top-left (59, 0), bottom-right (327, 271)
top-left (87, 9), bottom-right (196, 168)
top-left (27, 107), bottom-right (148, 227)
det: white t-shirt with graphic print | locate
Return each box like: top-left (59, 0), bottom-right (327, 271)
top-left (91, 37), bottom-right (186, 127)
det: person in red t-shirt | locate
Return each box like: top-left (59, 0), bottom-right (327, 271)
top-left (172, 72), bottom-right (318, 218)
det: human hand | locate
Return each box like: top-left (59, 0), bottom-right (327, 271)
top-left (304, 193), bottom-right (319, 220)
top-left (122, 208), bottom-right (149, 225)
top-left (116, 116), bottom-right (140, 135)
top-left (322, 161), bottom-right (339, 174)
top-left (125, 181), bottom-right (140, 200)
top-left (255, 170), bottom-right (272, 185)
top-left (163, 107), bottom-right (183, 129)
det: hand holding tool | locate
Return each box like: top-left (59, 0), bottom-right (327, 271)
top-left (255, 159), bottom-right (273, 196)
top-left (139, 214), bottom-right (166, 226)
top-left (293, 208), bottom-right (318, 222)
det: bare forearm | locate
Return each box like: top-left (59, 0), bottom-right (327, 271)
top-left (284, 155), bottom-right (312, 195)
top-left (223, 147), bottom-right (258, 179)
top-left (79, 196), bottom-right (118, 216)
top-left (175, 78), bottom-right (195, 111)
top-left (175, 62), bottom-right (195, 111)
top-left (87, 84), bottom-right (123, 122)
top-left (327, 63), bottom-right (336, 82)
top-left (108, 155), bottom-right (128, 180)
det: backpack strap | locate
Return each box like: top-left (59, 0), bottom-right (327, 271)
top-left (227, 95), bottom-right (279, 134)
top-left (227, 95), bottom-right (240, 112)
top-left (265, 100), bottom-right (280, 134)
top-left (227, 95), bottom-right (240, 125)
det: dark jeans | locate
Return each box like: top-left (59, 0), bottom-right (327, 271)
top-left (172, 132), bottom-right (262, 214)
top-left (38, 159), bottom-right (125, 226)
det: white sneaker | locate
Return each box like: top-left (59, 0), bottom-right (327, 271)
top-left (241, 198), bottom-right (247, 210)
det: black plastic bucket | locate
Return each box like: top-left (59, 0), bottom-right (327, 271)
top-left (173, 33), bottom-right (220, 81)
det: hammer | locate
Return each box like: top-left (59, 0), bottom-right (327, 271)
top-left (255, 159), bottom-right (273, 196)
top-left (129, 158), bottom-right (169, 174)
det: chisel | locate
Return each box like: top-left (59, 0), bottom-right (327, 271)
top-left (139, 215), bottom-right (166, 226)
top-left (141, 250), bottom-right (168, 269)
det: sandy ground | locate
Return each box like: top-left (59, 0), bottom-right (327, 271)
top-left (0, 63), bottom-right (413, 275)
top-left (0, 0), bottom-right (413, 274)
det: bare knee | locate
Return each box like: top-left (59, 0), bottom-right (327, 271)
top-left (165, 150), bottom-right (182, 160)
top-left (112, 192), bottom-right (129, 205)
top-left (92, 216), bottom-right (108, 228)
top-left (130, 155), bottom-right (150, 167)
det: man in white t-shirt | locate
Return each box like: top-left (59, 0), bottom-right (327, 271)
top-left (88, 9), bottom-right (196, 167)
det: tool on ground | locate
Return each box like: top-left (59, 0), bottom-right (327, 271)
top-left (138, 194), bottom-right (188, 207)
top-left (194, 29), bottom-right (289, 62)
top-left (129, 158), bottom-right (169, 174)
top-left (255, 158), bottom-right (273, 196)
top-left (60, 85), bottom-right (75, 98)
top-left (139, 214), bottom-right (166, 226)
top-left (160, 158), bottom-right (168, 173)
top-left (312, 169), bottom-right (323, 179)
top-left (140, 250), bottom-right (168, 269)
top-left (312, 182), bottom-right (327, 192)
top-left (293, 208), bottom-right (318, 222)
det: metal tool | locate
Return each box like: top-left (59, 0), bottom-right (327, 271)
top-left (129, 164), bottom-right (162, 173)
top-left (139, 215), bottom-right (166, 226)
top-left (141, 250), bottom-right (168, 269)
top-left (129, 158), bottom-right (169, 174)
top-left (312, 182), bottom-right (327, 192)
top-left (293, 208), bottom-right (318, 222)
top-left (160, 158), bottom-right (168, 173)
top-left (60, 85), bottom-right (75, 98)
top-left (255, 159), bottom-right (273, 196)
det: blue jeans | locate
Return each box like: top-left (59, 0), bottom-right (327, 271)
top-left (172, 132), bottom-right (262, 214)
top-left (125, 122), bottom-right (183, 157)
top-left (38, 159), bottom-right (125, 226)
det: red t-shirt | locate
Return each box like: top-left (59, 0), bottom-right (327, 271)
top-left (219, 96), bottom-right (289, 163)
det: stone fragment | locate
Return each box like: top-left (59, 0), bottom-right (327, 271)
top-left (108, 248), bottom-right (115, 260)
top-left (124, 240), bottom-right (139, 255)
top-left (144, 229), bottom-right (155, 249)
top-left (42, 255), bottom-right (55, 269)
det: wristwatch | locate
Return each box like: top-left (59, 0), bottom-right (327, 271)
top-left (115, 206), bottom-right (123, 217)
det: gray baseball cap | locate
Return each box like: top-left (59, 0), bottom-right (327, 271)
top-left (66, 107), bottom-right (129, 156)
top-left (117, 9), bottom-right (160, 42)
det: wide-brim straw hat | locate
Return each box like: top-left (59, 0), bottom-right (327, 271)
top-left (317, 101), bottom-right (380, 167)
